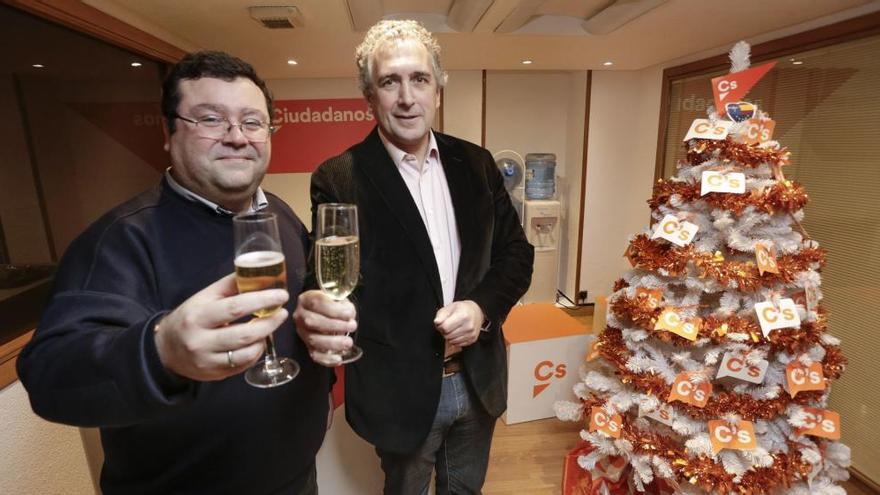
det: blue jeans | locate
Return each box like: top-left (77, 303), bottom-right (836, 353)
top-left (376, 372), bottom-right (496, 495)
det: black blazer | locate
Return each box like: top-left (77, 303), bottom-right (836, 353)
top-left (309, 128), bottom-right (533, 454)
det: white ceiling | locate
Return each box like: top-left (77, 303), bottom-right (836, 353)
top-left (82, 0), bottom-right (879, 79)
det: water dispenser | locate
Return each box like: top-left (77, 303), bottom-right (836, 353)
top-left (522, 199), bottom-right (561, 303)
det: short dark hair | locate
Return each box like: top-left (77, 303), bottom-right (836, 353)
top-left (161, 50), bottom-right (273, 133)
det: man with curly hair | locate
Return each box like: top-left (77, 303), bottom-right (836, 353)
top-left (295, 20), bottom-right (533, 495)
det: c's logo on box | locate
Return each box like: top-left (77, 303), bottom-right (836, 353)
top-left (532, 360), bottom-right (566, 398)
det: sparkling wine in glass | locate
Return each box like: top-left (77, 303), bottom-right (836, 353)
top-left (233, 212), bottom-right (299, 387)
top-left (316, 203), bottom-right (362, 363)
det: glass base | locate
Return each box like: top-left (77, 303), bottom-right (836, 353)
top-left (245, 357), bottom-right (299, 388)
top-left (338, 345), bottom-right (363, 364)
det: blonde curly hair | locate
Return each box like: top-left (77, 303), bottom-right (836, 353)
top-left (355, 19), bottom-right (447, 97)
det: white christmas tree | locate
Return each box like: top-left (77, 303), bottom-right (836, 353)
top-left (556, 42), bottom-right (851, 495)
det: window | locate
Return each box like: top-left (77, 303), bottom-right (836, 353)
top-left (0, 3), bottom-right (174, 386)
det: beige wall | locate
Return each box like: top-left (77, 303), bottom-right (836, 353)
top-left (0, 382), bottom-right (94, 494)
top-left (442, 70), bottom-right (483, 145)
top-left (578, 67), bottom-right (663, 302)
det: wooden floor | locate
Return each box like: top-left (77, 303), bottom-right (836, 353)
top-left (484, 305), bottom-right (876, 494)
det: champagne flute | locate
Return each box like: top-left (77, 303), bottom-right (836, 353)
top-left (315, 203), bottom-right (362, 363)
top-left (233, 212), bottom-right (299, 387)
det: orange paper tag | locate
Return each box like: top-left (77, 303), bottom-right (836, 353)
top-left (741, 118), bottom-right (776, 145)
top-left (586, 340), bottom-right (601, 362)
top-left (785, 362), bottom-right (826, 398)
top-left (670, 317), bottom-right (702, 342)
top-left (755, 243), bottom-right (780, 275)
top-left (654, 309), bottom-right (700, 341)
top-left (636, 287), bottom-right (663, 309)
top-left (797, 407), bottom-right (841, 440)
top-left (655, 308), bottom-right (682, 332)
top-left (589, 406), bottom-right (623, 438)
top-left (668, 373), bottom-right (711, 408)
top-left (709, 420), bottom-right (757, 454)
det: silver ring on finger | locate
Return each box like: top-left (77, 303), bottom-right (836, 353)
top-left (227, 349), bottom-right (235, 368)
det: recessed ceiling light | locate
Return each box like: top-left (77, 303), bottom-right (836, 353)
top-left (521, 59), bottom-right (533, 65)
top-left (287, 59), bottom-right (298, 65)
top-left (32, 64), bottom-right (44, 68)
top-left (603, 61), bottom-right (614, 66)
top-left (131, 62), bottom-right (142, 67)
top-left (792, 60), bottom-right (804, 65)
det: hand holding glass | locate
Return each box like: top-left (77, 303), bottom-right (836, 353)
top-left (233, 212), bottom-right (299, 387)
top-left (316, 203), bottom-right (362, 363)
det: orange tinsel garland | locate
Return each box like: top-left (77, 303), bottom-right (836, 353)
top-left (593, 327), bottom-right (846, 421)
top-left (580, 394), bottom-right (816, 495)
top-left (648, 179), bottom-right (809, 215)
top-left (626, 234), bottom-right (826, 292)
top-left (610, 295), bottom-right (831, 355)
top-left (685, 138), bottom-right (791, 168)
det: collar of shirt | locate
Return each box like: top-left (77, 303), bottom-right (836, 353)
top-left (378, 129), bottom-right (440, 175)
top-left (164, 168), bottom-right (268, 216)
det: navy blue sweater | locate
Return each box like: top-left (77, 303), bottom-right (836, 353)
top-left (17, 180), bottom-right (330, 494)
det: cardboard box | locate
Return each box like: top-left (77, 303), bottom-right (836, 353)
top-left (503, 303), bottom-right (593, 424)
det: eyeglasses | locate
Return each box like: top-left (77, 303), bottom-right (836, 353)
top-left (175, 114), bottom-right (275, 143)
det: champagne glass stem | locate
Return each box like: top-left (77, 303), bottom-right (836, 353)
top-left (264, 335), bottom-right (278, 361)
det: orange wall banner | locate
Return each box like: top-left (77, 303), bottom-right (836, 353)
top-left (66, 98), bottom-right (375, 175)
top-left (270, 98), bottom-right (375, 173)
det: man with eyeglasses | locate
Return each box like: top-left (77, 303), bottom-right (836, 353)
top-left (17, 51), bottom-right (346, 494)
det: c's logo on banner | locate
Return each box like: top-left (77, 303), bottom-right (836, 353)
top-left (532, 360), bottom-right (566, 398)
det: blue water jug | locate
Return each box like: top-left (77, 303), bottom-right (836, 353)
top-left (525, 153), bottom-right (556, 200)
